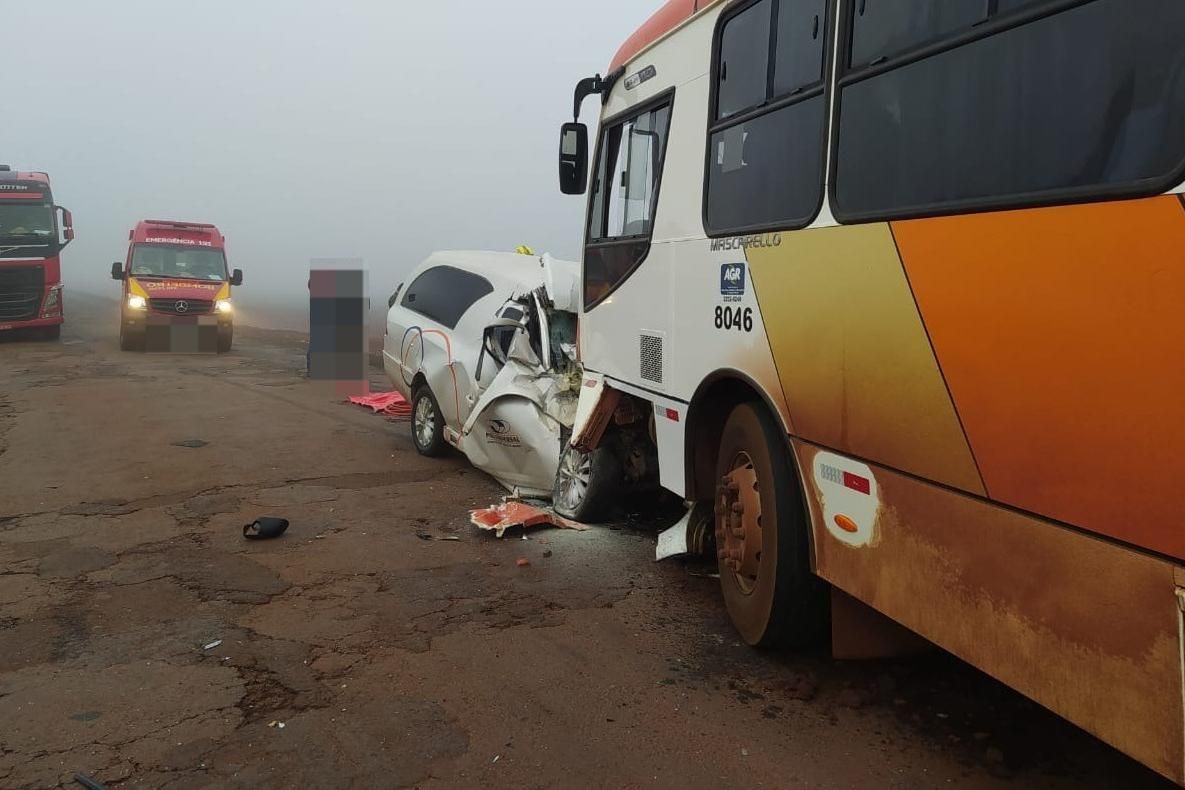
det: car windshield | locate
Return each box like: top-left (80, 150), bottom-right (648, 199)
top-left (0, 202), bottom-right (54, 240)
top-left (131, 244), bottom-right (227, 281)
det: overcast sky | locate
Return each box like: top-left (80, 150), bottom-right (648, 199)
top-left (0, 1), bottom-right (651, 322)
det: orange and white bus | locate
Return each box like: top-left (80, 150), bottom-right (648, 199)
top-left (556, 0), bottom-right (1185, 782)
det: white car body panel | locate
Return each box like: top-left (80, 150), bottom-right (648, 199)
top-left (383, 250), bottom-right (580, 497)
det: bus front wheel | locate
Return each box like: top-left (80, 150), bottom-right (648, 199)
top-left (714, 401), bottom-right (827, 648)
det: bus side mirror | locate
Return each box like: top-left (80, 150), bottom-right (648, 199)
top-left (58, 207), bottom-right (74, 244)
top-left (559, 122), bottom-right (589, 195)
top-left (111, 262), bottom-right (124, 281)
top-left (231, 269), bottom-right (243, 286)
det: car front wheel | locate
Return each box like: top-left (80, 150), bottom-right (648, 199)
top-left (553, 441), bottom-right (620, 523)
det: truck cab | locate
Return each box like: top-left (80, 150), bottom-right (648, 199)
top-left (0, 166), bottom-right (73, 339)
top-left (111, 219), bottom-right (242, 352)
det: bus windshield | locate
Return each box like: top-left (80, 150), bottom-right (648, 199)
top-left (0, 203), bottom-right (55, 241)
top-left (131, 244), bottom-right (227, 281)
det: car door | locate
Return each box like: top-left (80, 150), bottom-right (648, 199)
top-left (392, 264), bottom-right (494, 432)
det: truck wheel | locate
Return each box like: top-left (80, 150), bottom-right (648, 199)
top-left (553, 441), bottom-right (621, 523)
top-left (42, 325), bottom-right (61, 341)
top-left (411, 386), bottom-right (446, 457)
top-left (715, 402), bottom-right (828, 648)
top-left (119, 321), bottom-right (144, 352)
top-left (217, 328), bottom-right (233, 353)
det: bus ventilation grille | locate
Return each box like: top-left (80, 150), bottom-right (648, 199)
top-left (640, 332), bottom-right (664, 384)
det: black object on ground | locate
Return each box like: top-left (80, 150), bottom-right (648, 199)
top-left (171, 439), bottom-right (209, 448)
top-left (243, 517), bottom-right (290, 540)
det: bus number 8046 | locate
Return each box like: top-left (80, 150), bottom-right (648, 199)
top-left (715, 305), bottom-right (753, 333)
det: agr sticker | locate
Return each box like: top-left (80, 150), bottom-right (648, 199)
top-left (720, 263), bottom-right (745, 303)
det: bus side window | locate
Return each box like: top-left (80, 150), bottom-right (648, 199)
top-left (706, 0), bottom-right (830, 235)
top-left (717, 1), bottom-right (770, 120)
top-left (833, 0), bottom-right (1185, 219)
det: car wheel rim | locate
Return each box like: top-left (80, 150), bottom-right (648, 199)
top-left (556, 447), bottom-right (592, 511)
top-left (715, 452), bottom-right (763, 595)
top-left (414, 397), bottom-right (436, 447)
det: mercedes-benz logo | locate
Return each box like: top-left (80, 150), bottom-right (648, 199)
top-left (175, 300), bottom-right (189, 314)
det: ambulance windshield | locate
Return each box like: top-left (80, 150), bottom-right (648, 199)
top-left (131, 244), bottom-right (227, 281)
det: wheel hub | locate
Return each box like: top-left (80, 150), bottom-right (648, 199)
top-left (414, 397), bottom-right (435, 446)
top-left (556, 447), bottom-right (591, 511)
top-left (715, 454), bottom-right (762, 593)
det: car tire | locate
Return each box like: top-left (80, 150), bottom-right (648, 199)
top-left (119, 321), bottom-right (144, 352)
top-left (552, 440), bottom-right (621, 523)
top-left (411, 386), bottom-right (447, 457)
top-left (715, 401), bottom-right (828, 648)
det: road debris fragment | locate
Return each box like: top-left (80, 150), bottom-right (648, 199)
top-left (470, 498), bottom-right (586, 538)
top-left (202, 640), bottom-right (223, 651)
top-left (347, 391), bottom-right (412, 419)
top-left (73, 773), bottom-right (107, 790)
top-left (171, 439), bottom-right (209, 449)
top-left (516, 558), bottom-right (530, 567)
top-left (243, 516), bottom-right (290, 540)
top-left (656, 503), bottom-right (713, 561)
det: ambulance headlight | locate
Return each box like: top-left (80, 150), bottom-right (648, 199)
top-left (126, 294), bottom-right (147, 310)
top-left (215, 299), bottom-right (233, 314)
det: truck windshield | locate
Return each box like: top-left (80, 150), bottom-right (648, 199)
top-left (131, 244), bottom-right (227, 281)
top-left (0, 203), bottom-right (54, 240)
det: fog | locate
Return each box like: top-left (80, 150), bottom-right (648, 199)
top-left (0, 1), bottom-right (650, 329)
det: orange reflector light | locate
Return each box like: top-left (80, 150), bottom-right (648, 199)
top-left (834, 514), bottom-right (860, 534)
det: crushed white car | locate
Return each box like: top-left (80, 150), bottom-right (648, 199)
top-left (383, 250), bottom-right (619, 519)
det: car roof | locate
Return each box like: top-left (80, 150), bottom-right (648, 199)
top-left (414, 250), bottom-right (571, 293)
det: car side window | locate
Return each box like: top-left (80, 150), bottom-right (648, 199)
top-left (400, 266), bottom-right (494, 329)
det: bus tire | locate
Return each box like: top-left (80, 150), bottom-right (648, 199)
top-left (411, 385), bottom-right (446, 457)
top-left (553, 441), bottom-right (621, 523)
top-left (715, 401), bottom-right (827, 648)
top-left (42, 325), bottom-right (61, 341)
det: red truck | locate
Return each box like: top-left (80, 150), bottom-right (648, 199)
top-left (0, 166), bottom-right (73, 339)
top-left (111, 219), bottom-right (242, 352)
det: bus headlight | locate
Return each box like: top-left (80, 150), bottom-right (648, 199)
top-left (126, 294), bottom-right (147, 310)
top-left (215, 299), bottom-right (233, 314)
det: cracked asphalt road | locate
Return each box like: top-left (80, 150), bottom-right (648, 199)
top-left (0, 294), bottom-right (1172, 789)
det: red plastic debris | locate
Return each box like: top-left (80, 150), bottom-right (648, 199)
top-left (469, 500), bottom-right (587, 538)
top-left (516, 558), bottom-right (530, 568)
top-left (348, 391), bottom-right (412, 418)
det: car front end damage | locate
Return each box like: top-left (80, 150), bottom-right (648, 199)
top-left (447, 261), bottom-right (582, 499)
